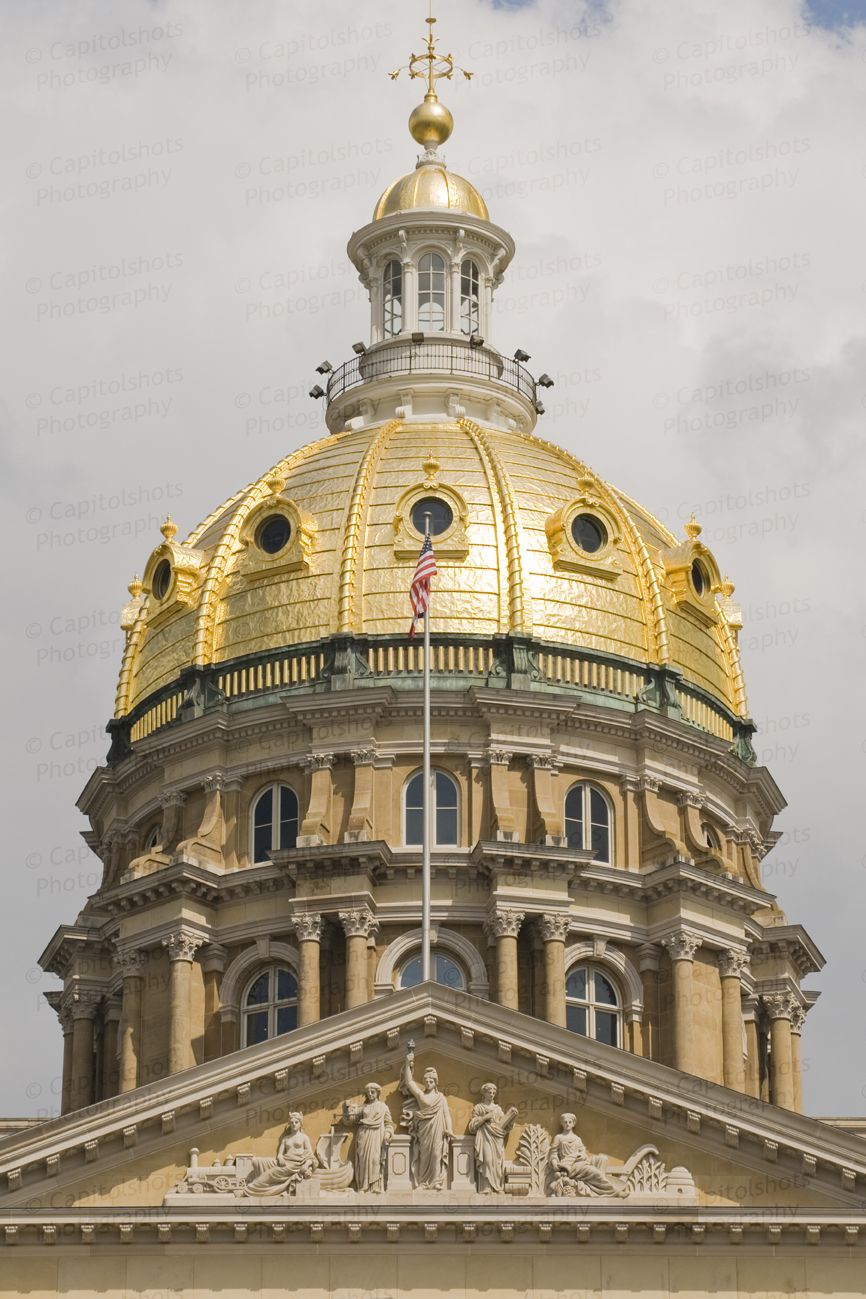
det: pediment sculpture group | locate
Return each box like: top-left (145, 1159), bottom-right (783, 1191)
top-left (234, 1044), bottom-right (681, 1200)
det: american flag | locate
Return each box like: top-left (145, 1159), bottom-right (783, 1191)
top-left (408, 534), bottom-right (438, 637)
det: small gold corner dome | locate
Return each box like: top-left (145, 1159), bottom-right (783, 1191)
top-left (373, 163), bottom-right (489, 222)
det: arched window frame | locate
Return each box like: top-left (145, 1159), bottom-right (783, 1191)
top-left (459, 257), bottom-right (481, 335)
top-left (240, 963), bottom-right (299, 1047)
top-left (416, 249), bottom-right (448, 332)
top-left (382, 258), bottom-right (403, 337)
top-left (564, 960), bottom-right (624, 1047)
top-left (564, 781), bottom-right (613, 864)
top-left (143, 824), bottom-right (161, 852)
top-left (250, 782), bottom-right (299, 865)
top-left (374, 926), bottom-right (490, 998)
top-left (403, 768), bottom-right (460, 848)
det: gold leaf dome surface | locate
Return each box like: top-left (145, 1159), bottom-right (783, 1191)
top-left (117, 421), bottom-right (746, 722)
top-left (373, 163), bottom-right (489, 222)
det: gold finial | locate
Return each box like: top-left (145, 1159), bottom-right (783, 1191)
top-left (422, 453), bottom-right (440, 486)
top-left (128, 574), bottom-right (143, 598)
top-left (265, 470), bottom-right (287, 496)
top-left (390, 14), bottom-right (472, 150)
top-left (684, 514), bottom-right (702, 540)
top-left (160, 515), bottom-right (177, 542)
top-left (720, 574), bottom-right (735, 599)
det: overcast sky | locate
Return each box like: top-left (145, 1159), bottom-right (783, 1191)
top-left (2, 0), bottom-right (864, 1118)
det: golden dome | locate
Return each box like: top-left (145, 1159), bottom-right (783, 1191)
top-left (117, 420), bottom-right (748, 730)
top-left (373, 163), bottom-right (489, 222)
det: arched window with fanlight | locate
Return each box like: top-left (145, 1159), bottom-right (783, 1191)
top-left (565, 964), bottom-right (622, 1046)
top-left (459, 258), bottom-right (480, 335)
top-left (417, 252), bottom-right (447, 331)
top-left (383, 259), bottom-right (403, 337)
top-left (251, 784), bottom-right (299, 864)
top-left (242, 966), bottom-right (299, 1045)
top-left (564, 782), bottom-right (612, 863)
top-left (404, 770), bottom-right (459, 847)
top-left (398, 950), bottom-right (467, 991)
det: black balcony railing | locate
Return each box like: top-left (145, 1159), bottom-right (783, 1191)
top-left (325, 340), bottom-right (537, 407)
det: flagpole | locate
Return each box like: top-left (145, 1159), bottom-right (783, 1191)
top-left (421, 513), bottom-right (432, 983)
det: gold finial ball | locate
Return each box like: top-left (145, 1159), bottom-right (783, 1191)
top-left (128, 574), bottom-right (143, 598)
top-left (409, 93), bottom-right (453, 148)
top-left (684, 514), bottom-right (702, 540)
top-left (161, 515), bottom-right (177, 542)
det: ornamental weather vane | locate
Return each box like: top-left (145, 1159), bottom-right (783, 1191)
top-left (389, 14), bottom-right (473, 94)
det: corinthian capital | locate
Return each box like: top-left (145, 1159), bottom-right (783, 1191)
top-left (162, 930), bottom-right (205, 964)
top-left (484, 907), bottom-right (524, 941)
top-left (113, 947), bottom-right (146, 979)
top-left (718, 948), bottom-right (750, 980)
top-left (487, 748), bottom-right (513, 766)
top-left (764, 992), bottom-right (796, 1022)
top-left (538, 913), bottom-right (571, 944)
top-left (159, 789), bottom-right (186, 809)
top-left (293, 912), bottom-right (323, 943)
top-left (662, 931), bottom-right (702, 963)
top-left (339, 907), bottom-right (377, 939)
top-left (789, 1002), bottom-right (807, 1033)
top-left (302, 752), bottom-right (335, 773)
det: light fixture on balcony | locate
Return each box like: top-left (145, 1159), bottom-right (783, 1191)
top-left (537, 373), bottom-right (555, 388)
top-left (411, 332), bottom-right (425, 345)
top-left (309, 385), bottom-right (325, 399)
top-left (534, 400), bottom-right (546, 415)
top-left (469, 333), bottom-right (484, 349)
top-left (514, 348), bottom-right (531, 362)
top-left (315, 360), bottom-right (333, 374)
top-left (352, 341), bottom-right (367, 355)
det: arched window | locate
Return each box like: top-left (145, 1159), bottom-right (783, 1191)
top-left (143, 824), bottom-right (161, 851)
top-left (242, 966), bottom-right (299, 1046)
top-left (460, 259), bottom-right (480, 335)
top-left (404, 770), bottom-right (459, 846)
top-left (417, 252), bottom-right (447, 331)
top-left (565, 964), bottom-right (621, 1046)
top-left (702, 821), bottom-right (721, 850)
top-left (251, 784), bottom-right (299, 864)
top-left (383, 259), bottom-right (403, 337)
top-left (398, 951), bottom-right (467, 991)
top-left (564, 782), bottom-right (612, 863)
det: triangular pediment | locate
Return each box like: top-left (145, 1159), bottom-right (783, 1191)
top-left (1, 987), bottom-right (864, 1221)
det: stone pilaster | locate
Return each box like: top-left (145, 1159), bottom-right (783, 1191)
top-left (486, 749), bottom-right (516, 841)
top-left (637, 944), bottom-right (660, 1061)
top-left (161, 930), bottom-right (205, 1075)
top-left (339, 907), bottom-right (378, 1009)
top-left (718, 948), bottom-right (749, 1093)
top-left (59, 1006), bottom-right (74, 1114)
top-left (293, 913), bottom-right (323, 1026)
top-left (346, 749), bottom-right (376, 842)
top-left (662, 931), bottom-right (702, 1076)
top-left (101, 998), bottom-right (122, 1100)
top-left (483, 906), bottom-right (524, 1009)
top-left (528, 754), bottom-right (564, 844)
top-left (538, 913), bottom-right (570, 1028)
top-left (200, 944), bottom-right (227, 1062)
top-left (742, 996), bottom-right (761, 1098)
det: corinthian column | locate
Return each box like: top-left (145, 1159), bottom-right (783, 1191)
top-left (68, 995), bottom-right (98, 1112)
top-left (484, 907), bottom-right (524, 1009)
top-left (162, 930), bottom-right (205, 1075)
top-left (662, 931), bottom-right (702, 1075)
top-left (790, 1003), bottom-right (806, 1113)
top-left (339, 907), bottom-right (377, 1009)
top-left (59, 1007), bottom-right (74, 1114)
top-left (718, 949), bottom-right (749, 1092)
top-left (293, 913), bottom-right (323, 1026)
top-left (766, 993), bottom-right (796, 1110)
top-left (539, 913), bottom-right (571, 1027)
top-left (116, 948), bottom-right (145, 1093)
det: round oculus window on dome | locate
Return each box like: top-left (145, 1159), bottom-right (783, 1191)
top-left (152, 558), bottom-right (172, 600)
top-left (256, 514), bottom-right (292, 555)
top-left (411, 496), bottom-right (453, 537)
top-left (570, 512), bottom-right (607, 555)
top-left (691, 558), bottom-right (709, 597)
